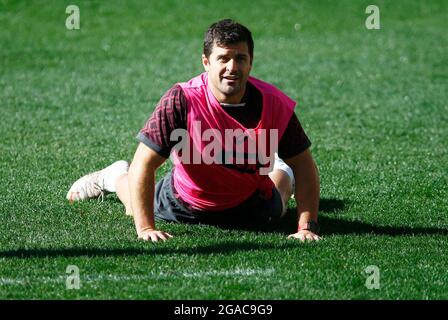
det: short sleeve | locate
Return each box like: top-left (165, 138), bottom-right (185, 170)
top-left (137, 85), bottom-right (187, 158)
top-left (277, 112), bottom-right (312, 159)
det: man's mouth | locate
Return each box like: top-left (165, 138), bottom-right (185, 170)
top-left (222, 75), bottom-right (239, 81)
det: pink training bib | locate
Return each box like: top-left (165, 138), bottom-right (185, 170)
top-left (171, 72), bottom-right (295, 211)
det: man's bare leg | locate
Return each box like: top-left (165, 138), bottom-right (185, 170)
top-left (115, 173), bottom-right (133, 216)
top-left (269, 169), bottom-right (293, 217)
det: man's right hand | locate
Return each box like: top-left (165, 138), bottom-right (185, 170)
top-left (138, 228), bottom-right (173, 242)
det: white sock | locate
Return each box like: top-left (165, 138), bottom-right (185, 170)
top-left (101, 160), bottom-right (129, 192)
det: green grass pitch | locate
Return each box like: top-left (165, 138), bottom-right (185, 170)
top-left (1, 0), bottom-right (447, 299)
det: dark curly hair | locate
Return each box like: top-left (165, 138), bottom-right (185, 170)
top-left (203, 19), bottom-right (254, 61)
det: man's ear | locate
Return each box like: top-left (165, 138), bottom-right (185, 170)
top-left (202, 54), bottom-right (210, 72)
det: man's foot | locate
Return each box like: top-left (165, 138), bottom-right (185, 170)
top-left (66, 160), bottom-right (129, 202)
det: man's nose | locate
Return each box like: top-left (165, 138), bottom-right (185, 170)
top-left (226, 59), bottom-right (238, 73)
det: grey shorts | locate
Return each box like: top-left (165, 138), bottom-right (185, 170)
top-left (154, 170), bottom-right (283, 230)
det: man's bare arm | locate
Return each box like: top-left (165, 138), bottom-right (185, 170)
top-left (128, 142), bottom-right (172, 242)
top-left (284, 149), bottom-right (321, 241)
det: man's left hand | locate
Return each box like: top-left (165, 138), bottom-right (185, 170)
top-left (288, 230), bottom-right (321, 242)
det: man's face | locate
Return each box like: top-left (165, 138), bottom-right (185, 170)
top-left (202, 41), bottom-right (252, 104)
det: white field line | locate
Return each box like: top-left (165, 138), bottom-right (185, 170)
top-left (0, 268), bottom-right (275, 285)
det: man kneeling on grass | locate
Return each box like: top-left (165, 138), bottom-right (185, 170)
top-left (66, 19), bottom-right (321, 242)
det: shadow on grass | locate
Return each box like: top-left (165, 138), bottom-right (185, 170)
top-left (217, 198), bottom-right (448, 237)
top-left (273, 198), bottom-right (448, 237)
top-left (0, 241), bottom-right (300, 259)
top-left (3, 199), bottom-right (447, 259)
